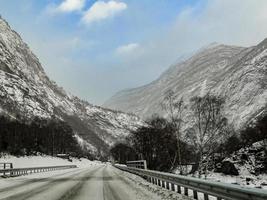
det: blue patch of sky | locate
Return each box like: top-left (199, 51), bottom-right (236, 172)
top-left (0, 0), bottom-right (207, 104)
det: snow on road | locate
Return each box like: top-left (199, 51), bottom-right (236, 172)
top-left (0, 162), bottom-right (191, 200)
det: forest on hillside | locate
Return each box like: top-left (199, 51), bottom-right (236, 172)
top-left (0, 115), bottom-right (88, 158)
top-left (111, 93), bottom-right (267, 176)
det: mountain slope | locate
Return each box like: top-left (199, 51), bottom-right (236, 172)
top-left (0, 16), bottom-right (144, 155)
top-left (104, 40), bottom-right (267, 129)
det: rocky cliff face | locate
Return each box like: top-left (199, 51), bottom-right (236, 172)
top-left (0, 17), bottom-right (144, 155)
top-left (104, 40), bottom-right (267, 129)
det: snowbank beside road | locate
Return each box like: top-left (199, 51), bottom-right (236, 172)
top-left (206, 172), bottom-right (267, 190)
top-left (112, 165), bottom-right (192, 200)
top-left (0, 155), bottom-right (100, 169)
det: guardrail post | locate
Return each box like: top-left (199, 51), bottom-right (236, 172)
top-left (166, 182), bottom-right (170, 190)
top-left (193, 190), bottom-right (198, 199)
top-left (10, 163), bottom-right (13, 177)
top-left (184, 187), bottom-right (188, 196)
top-left (204, 193), bottom-right (209, 200)
top-left (177, 185), bottom-right (181, 194)
top-left (157, 179), bottom-right (161, 186)
top-left (143, 160), bottom-right (147, 170)
top-left (162, 180), bottom-right (165, 188)
top-left (171, 183), bottom-right (175, 191)
top-left (217, 198), bottom-right (222, 200)
top-left (3, 163), bottom-right (6, 176)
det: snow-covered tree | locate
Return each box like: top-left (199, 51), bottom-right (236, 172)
top-left (186, 94), bottom-right (228, 178)
top-left (162, 89), bottom-right (186, 173)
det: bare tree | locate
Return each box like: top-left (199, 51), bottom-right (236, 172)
top-left (186, 93), bottom-right (228, 178)
top-left (162, 89), bottom-right (186, 173)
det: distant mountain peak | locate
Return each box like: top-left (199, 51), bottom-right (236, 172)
top-left (196, 42), bottom-right (243, 54)
top-left (104, 39), bottom-right (267, 130)
top-left (203, 42), bottom-right (221, 48)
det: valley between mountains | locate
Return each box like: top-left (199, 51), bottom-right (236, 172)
top-left (0, 16), bottom-right (144, 156)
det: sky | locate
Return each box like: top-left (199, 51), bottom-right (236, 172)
top-left (1, 0), bottom-right (267, 105)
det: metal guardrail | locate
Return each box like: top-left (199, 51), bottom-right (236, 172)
top-left (126, 160), bottom-right (147, 169)
top-left (0, 163), bottom-right (13, 170)
top-left (115, 165), bottom-right (267, 200)
top-left (0, 165), bottom-right (77, 177)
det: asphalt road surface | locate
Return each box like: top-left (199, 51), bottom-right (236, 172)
top-left (0, 164), bottom-right (175, 200)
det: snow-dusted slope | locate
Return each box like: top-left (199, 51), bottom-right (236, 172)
top-left (104, 41), bottom-right (267, 129)
top-left (0, 16), bottom-right (143, 155)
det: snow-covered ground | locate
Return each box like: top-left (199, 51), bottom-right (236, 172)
top-left (172, 170), bottom-right (267, 200)
top-left (113, 166), bottom-right (192, 200)
top-left (173, 169), bottom-right (267, 191)
top-left (203, 141), bottom-right (267, 190)
top-left (173, 140), bottom-right (267, 191)
top-left (0, 154), bottom-right (100, 169)
top-left (0, 160), bottom-right (191, 200)
top-left (206, 172), bottom-right (267, 190)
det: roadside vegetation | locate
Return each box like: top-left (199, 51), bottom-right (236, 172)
top-left (0, 115), bottom-right (91, 158)
top-left (111, 91), bottom-right (267, 176)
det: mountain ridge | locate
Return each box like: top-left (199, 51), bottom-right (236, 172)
top-left (104, 40), bottom-right (267, 130)
top-left (0, 16), bottom-right (144, 156)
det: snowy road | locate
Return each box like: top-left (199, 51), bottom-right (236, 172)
top-left (0, 164), bottom-right (186, 200)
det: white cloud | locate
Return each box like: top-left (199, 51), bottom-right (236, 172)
top-left (111, 0), bottom-right (267, 86)
top-left (36, 0), bottom-right (267, 104)
top-left (116, 43), bottom-right (139, 55)
top-left (45, 0), bottom-right (86, 14)
top-left (140, 0), bottom-right (267, 63)
top-left (82, 0), bottom-right (127, 25)
top-left (58, 0), bottom-right (86, 12)
top-left (181, 0), bottom-right (267, 48)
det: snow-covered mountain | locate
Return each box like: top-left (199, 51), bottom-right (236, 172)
top-left (0, 16), bottom-right (144, 155)
top-left (104, 40), bottom-right (267, 129)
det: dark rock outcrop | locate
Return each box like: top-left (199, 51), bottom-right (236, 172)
top-left (216, 161), bottom-right (239, 175)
